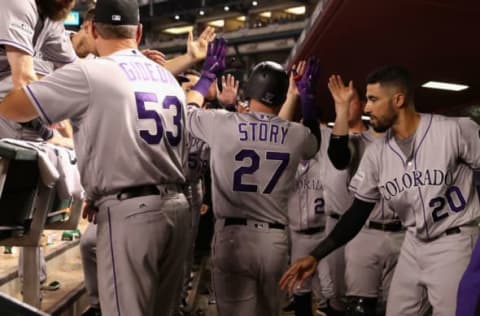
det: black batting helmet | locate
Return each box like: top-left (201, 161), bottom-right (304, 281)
top-left (245, 61), bottom-right (289, 108)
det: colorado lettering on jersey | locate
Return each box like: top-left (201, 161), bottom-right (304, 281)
top-left (380, 168), bottom-right (454, 200)
top-left (238, 122), bottom-right (287, 144)
top-left (118, 61), bottom-right (176, 84)
top-left (296, 178), bottom-right (322, 191)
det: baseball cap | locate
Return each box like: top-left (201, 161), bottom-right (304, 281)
top-left (94, 0), bottom-right (140, 25)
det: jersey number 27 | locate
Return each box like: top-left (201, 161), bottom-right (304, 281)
top-left (233, 149), bottom-right (290, 194)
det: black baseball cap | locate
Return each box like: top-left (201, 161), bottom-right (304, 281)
top-left (94, 0), bottom-right (140, 25)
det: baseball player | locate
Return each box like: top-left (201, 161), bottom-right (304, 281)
top-left (186, 38), bottom-right (321, 315)
top-left (287, 124), bottom-right (334, 316)
top-left (457, 238), bottom-right (480, 315)
top-left (281, 65), bottom-right (480, 316)
top-left (323, 76), bottom-right (405, 315)
top-left (0, 1), bottom-right (192, 316)
top-left (0, 0), bottom-right (77, 139)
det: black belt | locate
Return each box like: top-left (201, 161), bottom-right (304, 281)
top-left (424, 226), bottom-right (463, 242)
top-left (328, 213), bottom-right (341, 220)
top-left (296, 226), bottom-right (324, 235)
top-left (224, 217), bottom-right (285, 230)
top-left (368, 221), bottom-right (403, 232)
top-left (117, 185), bottom-right (160, 201)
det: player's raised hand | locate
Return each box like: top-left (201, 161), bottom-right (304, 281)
top-left (279, 255), bottom-right (318, 294)
top-left (296, 58), bottom-right (321, 98)
top-left (142, 49), bottom-right (166, 66)
top-left (295, 58), bottom-right (320, 122)
top-left (187, 26), bottom-right (216, 62)
top-left (201, 37), bottom-right (227, 78)
top-left (191, 38), bottom-right (227, 98)
top-left (217, 74), bottom-right (239, 106)
top-left (328, 74), bottom-right (355, 112)
top-left (287, 60), bottom-right (306, 97)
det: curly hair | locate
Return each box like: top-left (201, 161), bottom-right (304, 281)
top-left (37, 0), bottom-right (76, 22)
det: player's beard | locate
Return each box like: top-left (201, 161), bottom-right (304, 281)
top-left (370, 104), bottom-right (397, 133)
top-left (37, 0), bottom-right (75, 22)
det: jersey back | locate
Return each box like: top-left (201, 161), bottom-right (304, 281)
top-left (25, 49), bottom-right (188, 199)
top-left (188, 110), bottom-right (317, 225)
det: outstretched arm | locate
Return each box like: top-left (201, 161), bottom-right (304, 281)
top-left (186, 38), bottom-right (227, 106)
top-left (165, 27), bottom-right (216, 75)
top-left (327, 75), bottom-right (356, 169)
top-left (278, 60), bottom-right (306, 121)
top-left (279, 197), bottom-right (375, 293)
top-left (297, 58), bottom-right (321, 151)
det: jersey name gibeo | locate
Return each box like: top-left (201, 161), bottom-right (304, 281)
top-left (118, 60), bottom-right (176, 84)
top-left (379, 168), bottom-right (454, 200)
top-left (238, 122), bottom-right (287, 144)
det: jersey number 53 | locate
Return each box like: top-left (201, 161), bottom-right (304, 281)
top-left (135, 92), bottom-right (182, 146)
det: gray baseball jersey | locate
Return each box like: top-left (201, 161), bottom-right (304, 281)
top-left (24, 49), bottom-right (188, 200)
top-left (187, 110), bottom-right (317, 225)
top-left (186, 134), bottom-right (210, 182)
top-left (0, 0), bottom-right (76, 97)
top-left (288, 126), bottom-right (331, 231)
top-left (350, 114), bottom-right (480, 239)
top-left (0, 0), bottom-right (76, 138)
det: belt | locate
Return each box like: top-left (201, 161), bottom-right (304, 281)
top-left (224, 217), bottom-right (285, 230)
top-left (116, 185), bottom-right (163, 201)
top-left (296, 226), bottom-right (324, 235)
top-left (432, 226), bottom-right (462, 240)
top-left (423, 226), bottom-right (464, 242)
top-left (328, 213), bottom-right (341, 220)
top-left (368, 221), bottom-right (403, 232)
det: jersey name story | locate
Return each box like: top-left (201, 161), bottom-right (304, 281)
top-left (238, 122), bottom-right (288, 144)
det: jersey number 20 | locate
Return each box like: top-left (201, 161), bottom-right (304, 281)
top-left (233, 149), bottom-right (290, 194)
top-left (135, 92), bottom-right (182, 145)
top-left (429, 186), bottom-right (466, 222)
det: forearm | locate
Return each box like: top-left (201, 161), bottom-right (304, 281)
top-left (310, 198), bottom-right (375, 260)
top-left (6, 47), bottom-right (38, 88)
top-left (278, 93), bottom-right (300, 121)
top-left (332, 103), bottom-right (349, 136)
top-left (164, 53), bottom-right (198, 75)
top-left (187, 89), bottom-right (205, 107)
top-left (327, 134), bottom-right (351, 169)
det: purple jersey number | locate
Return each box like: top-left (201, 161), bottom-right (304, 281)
top-left (135, 92), bottom-right (182, 146)
top-left (233, 149), bottom-right (290, 194)
top-left (430, 186), bottom-right (466, 222)
top-left (314, 197), bottom-right (325, 214)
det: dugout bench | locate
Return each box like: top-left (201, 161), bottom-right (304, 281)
top-left (0, 141), bottom-right (83, 309)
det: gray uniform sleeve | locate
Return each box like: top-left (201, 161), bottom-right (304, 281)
top-left (301, 127), bottom-right (318, 160)
top-left (42, 23), bottom-right (77, 66)
top-left (0, 0), bottom-right (36, 55)
top-left (348, 143), bottom-right (381, 203)
top-left (457, 117), bottom-right (480, 169)
top-left (187, 106), bottom-right (224, 144)
top-left (23, 63), bottom-right (90, 125)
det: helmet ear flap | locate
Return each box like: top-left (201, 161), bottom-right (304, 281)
top-left (244, 61), bottom-right (289, 108)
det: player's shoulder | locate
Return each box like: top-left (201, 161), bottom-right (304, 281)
top-left (1, 0), bottom-right (36, 15)
top-left (429, 113), bottom-right (477, 131)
